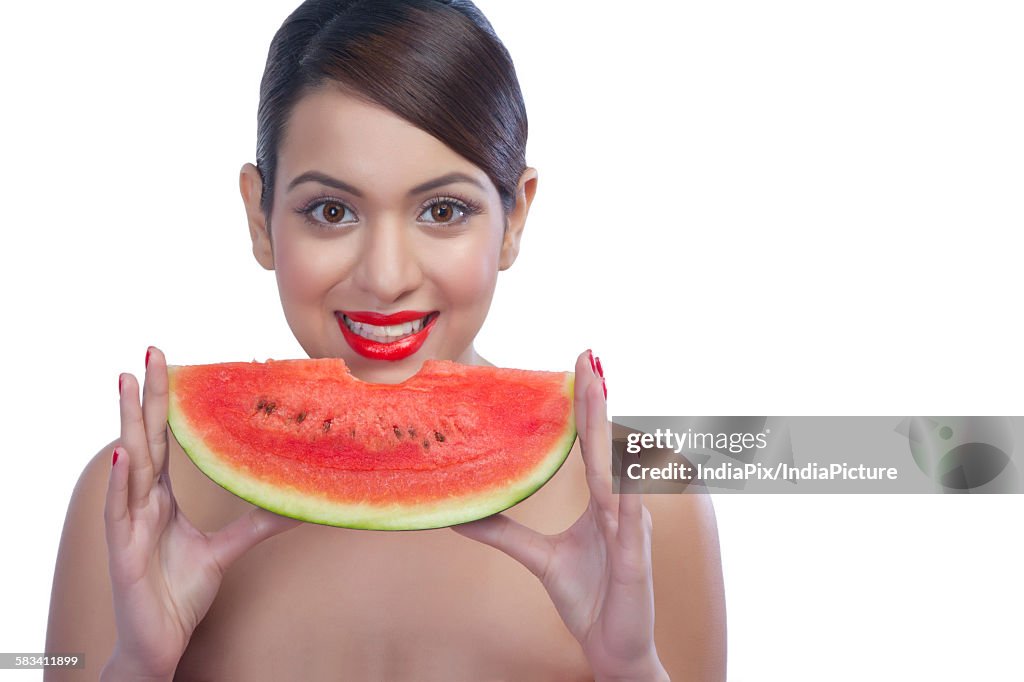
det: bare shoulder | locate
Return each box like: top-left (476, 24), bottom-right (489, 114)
top-left (645, 490), bottom-right (728, 681)
top-left (44, 439), bottom-right (121, 681)
top-left (645, 489), bottom-right (723, 558)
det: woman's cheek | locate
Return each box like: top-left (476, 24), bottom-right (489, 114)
top-left (275, 232), bottom-right (346, 304)
top-left (272, 232), bottom-right (355, 356)
top-left (430, 230), bottom-right (502, 307)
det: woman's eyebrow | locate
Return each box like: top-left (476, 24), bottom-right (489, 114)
top-left (287, 171), bottom-right (363, 196)
top-left (407, 172), bottom-right (484, 195)
top-left (286, 170), bottom-right (484, 196)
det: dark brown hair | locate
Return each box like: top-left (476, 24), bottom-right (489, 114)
top-left (255, 0), bottom-right (528, 224)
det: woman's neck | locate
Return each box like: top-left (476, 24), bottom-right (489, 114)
top-left (457, 344), bottom-right (493, 368)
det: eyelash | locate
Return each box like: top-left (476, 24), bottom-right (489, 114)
top-left (295, 193), bottom-right (484, 230)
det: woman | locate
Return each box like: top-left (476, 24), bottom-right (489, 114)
top-left (46, 1), bottom-right (726, 679)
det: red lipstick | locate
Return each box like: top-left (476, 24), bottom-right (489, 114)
top-left (337, 310), bottom-right (438, 362)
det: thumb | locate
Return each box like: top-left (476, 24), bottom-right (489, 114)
top-left (209, 507), bottom-right (302, 571)
top-left (451, 513), bottom-right (552, 581)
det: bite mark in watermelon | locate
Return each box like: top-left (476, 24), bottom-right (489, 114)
top-left (166, 358), bottom-right (576, 530)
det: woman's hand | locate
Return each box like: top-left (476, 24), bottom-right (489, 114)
top-left (451, 350), bottom-right (668, 682)
top-left (102, 347), bottom-right (302, 681)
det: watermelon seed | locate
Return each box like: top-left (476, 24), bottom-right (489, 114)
top-left (393, 426), bottom-right (403, 439)
top-left (408, 427), bottom-right (417, 438)
top-left (422, 439), bottom-right (430, 449)
top-left (434, 431), bottom-right (446, 443)
top-left (296, 411), bottom-right (307, 424)
top-left (323, 418), bottom-right (333, 432)
top-left (263, 401), bottom-right (277, 415)
top-left (255, 398), bottom-right (266, 413)
top-left (350, 428), bottom-right (356, 437)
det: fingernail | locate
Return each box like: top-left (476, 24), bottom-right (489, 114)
top-left (595, 356), bottom-right (604, 379)
top-left (112, 448), bottom-right (119, 466)
top-left (588, 349), bottom-right (597, 376)
top-left (602, 378), bottom-right (607, 399)
top-left (118, 374), bottom-right (123, 395)
top-left (145, 347), bottom-right (152, 368)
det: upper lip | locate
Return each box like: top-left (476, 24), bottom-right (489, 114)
top-left (339, 310), bottom-right (436, 325)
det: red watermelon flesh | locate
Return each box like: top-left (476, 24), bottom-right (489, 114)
top-left (166, 358), bottom-right (576, 530)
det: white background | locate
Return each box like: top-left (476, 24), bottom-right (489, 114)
top-left (2, 1), bottom-right (1022, 680)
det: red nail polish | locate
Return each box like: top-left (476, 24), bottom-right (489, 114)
top-left (588, 349), bottom-right (597, 375)
top-left (118, 375), bottom-right (123, 394)
top-left (595, 356), bottom-right (604, 379)
top-left (602, 378), bottom-right (607, 399)
top-left (145, 347), bottom-right (152, 368)
top-left (112, 448), bottom-right (119, 466)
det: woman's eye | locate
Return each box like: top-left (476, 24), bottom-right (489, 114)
top-left (307, 200), bottom-right (356, 226)
top-left (419, 200), bottom-right (467, 224)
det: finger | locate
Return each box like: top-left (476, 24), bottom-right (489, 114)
top-left (119, 373), bottom-right (155, 510)
top-left (616, 487), bottom-right (649, 559)
top-left (573, 350), bottom-right (597, 442)
top-left (141, 347), bottom-right (170, 476)
top-left (581, 375), bottom-right (615, 514)
top-left (209, 507), bottom-right (302, 573)
top-left (450, 513), bottom-right (553, 581)
top-left (104, 446), bottom-right (132, 553)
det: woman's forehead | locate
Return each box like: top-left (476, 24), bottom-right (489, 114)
top-left (276, 87), bottom-right (492, 194)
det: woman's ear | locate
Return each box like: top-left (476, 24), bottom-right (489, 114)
top-left (239, 163), bottom-right (275, 271)
top-left (499, 167), bottom-right (538, 271)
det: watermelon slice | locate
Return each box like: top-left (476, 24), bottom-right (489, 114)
top-left (166, 358), bottom-right (576, 530)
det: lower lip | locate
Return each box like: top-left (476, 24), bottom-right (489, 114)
top-left (337, 313), bottom-right (438, 362)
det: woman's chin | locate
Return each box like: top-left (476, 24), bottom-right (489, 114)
top-left (345, 357), bottom-right (423, 384)
top-left (335, 341), bottom-right (440, 384)
top-left (339, 341), bottom-right (486, 383)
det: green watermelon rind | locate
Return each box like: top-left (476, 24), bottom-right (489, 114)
top-left (166, 369), bottom-right (577, 531)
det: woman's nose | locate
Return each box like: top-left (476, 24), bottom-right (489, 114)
top-left (351, 217), bottom-right (423, 305)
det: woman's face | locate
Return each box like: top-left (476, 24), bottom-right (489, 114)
top-left (240, 87), bottom-right (536, 384)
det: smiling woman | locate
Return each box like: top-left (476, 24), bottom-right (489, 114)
top-left (44, 1), bottom-right (726, 680)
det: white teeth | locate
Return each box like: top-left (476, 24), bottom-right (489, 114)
top-left (342, 314), bottom-right (432, 342)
